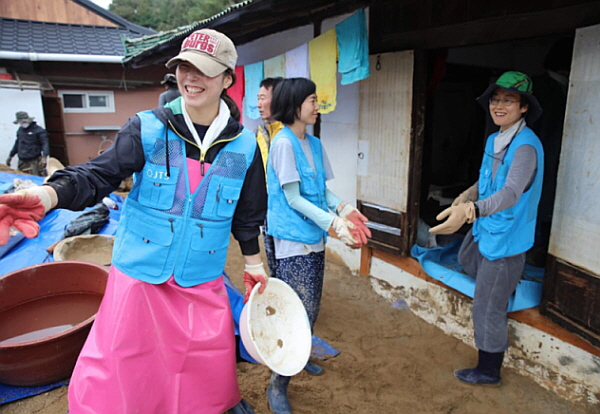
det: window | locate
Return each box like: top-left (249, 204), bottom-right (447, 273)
top-left (58, 90), bottom-right (115, 113)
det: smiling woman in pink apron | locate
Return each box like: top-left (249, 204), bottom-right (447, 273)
top-left (0, 29), bottom-right (267, 414)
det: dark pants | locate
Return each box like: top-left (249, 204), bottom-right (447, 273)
top-left (18, 157), bottom-right (45, 176)
top-left (261, 223), bottom-right (277, 279)
top-left (458, 230), bottom-right (525, 353)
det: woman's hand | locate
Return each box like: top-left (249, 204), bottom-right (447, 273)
top-left (242, 262), bottom-right (269, 303)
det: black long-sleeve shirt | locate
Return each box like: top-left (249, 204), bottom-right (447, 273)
top-left (45, 105), bottom-right (266, 255)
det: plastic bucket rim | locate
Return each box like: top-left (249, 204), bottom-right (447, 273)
top-left (240, 278), bottom-right (312, 376)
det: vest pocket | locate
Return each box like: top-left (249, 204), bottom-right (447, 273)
top-left (138, 165), bottom-right (179, 210)
top-left (114, 213), bottom-right (174, 277)
top-left (299, 166), bottom-right (318, 196)
top-left (216, 185), bottom-right (242, 218)
top-left (182, 222), bottom-right (231, 281)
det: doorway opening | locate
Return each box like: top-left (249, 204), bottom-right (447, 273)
top-left (418, 33), bottom-right (575, 271)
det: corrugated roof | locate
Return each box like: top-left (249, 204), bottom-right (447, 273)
top-left (123, 0), bottom-right (374, 68)
top-left (123, 0), bottom-right (254, 64)
top-left (0, 18), bottom-right (151, 57)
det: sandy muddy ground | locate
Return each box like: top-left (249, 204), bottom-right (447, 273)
top-left (0, 164), bottom-right (595, 414)
top-left (0, 236), bottom-right (596, 414)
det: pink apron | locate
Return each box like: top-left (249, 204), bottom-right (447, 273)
top-left (69, 160), bottom-right (240, 413)
top-left (68, 267), bottom-right (240, 413)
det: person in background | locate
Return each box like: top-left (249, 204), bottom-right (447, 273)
top-left (0, 28), bottom-right (266, 414)
top-left (255, 77), bottom-right (284, 282)
top-left (265, 77), bottom-right (371, 413)
top-left (430, 71), bottom-right (544, 387)
top-left (158, 73), bottom-right (181, 106)
top-left (6, 111), bottom-right (49, 176)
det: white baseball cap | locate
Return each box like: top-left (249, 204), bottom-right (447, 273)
top-left (166, 29), bottom-right (237, 77)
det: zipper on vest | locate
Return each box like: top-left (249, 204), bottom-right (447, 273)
top-left (198, 224), bottom-right (204, 238)
top-left (168, 218), bottom-right (174, 232)
top-left (198, 132), bottom-right (243, 175)
top-left (216, 184), bottom-right (221, 202)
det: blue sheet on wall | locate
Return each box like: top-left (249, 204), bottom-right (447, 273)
top-left (410, 237), bottom-right (544, 312)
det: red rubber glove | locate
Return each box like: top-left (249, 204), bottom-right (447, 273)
top-left (242, 262), bottom-right (269, 303)
top-left (0, 187), bottom-right (52, 245)
top-left (339, 204), bottom-right (372, 245)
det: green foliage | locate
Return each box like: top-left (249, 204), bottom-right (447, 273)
top-left (109, 0), bottom-right (236, 31)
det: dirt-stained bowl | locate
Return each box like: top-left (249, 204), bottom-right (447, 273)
top-left (239, 278), bottom-right (312, 377)
top-left (0, 261), bottom-right (109, 386)
top-left (53, 235), bottom-right (114, 266)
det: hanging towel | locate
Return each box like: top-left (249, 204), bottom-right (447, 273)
top-left (336, 9), bottom-right (370, 85)
top-left (244, 61), bottom-right (264, 119)
top-left (227, 66), bottom-right (245, 123)
top-left (264, 54), bottom-right (286, 79)
top-left (285, 43), bottom-right (310, 78)
top-left (309, 28), bottom-right (337, 114)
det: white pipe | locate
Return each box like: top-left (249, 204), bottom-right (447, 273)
top-left (0, 51), bottom-right (123, 63)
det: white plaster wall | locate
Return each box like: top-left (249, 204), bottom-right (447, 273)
top-left (321, 74), bottom-right (360, 207)
top-left (0, 89), bottom-right (45, 166)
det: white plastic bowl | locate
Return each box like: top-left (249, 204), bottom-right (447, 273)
top-left (239, 278), bottom-right (312, 376)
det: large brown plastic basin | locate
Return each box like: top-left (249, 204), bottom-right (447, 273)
top-left (0, 261), bottom-right (109, 386)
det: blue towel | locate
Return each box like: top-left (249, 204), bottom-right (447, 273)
top-left (411, 237), bottom-right (544, 312)
top-left (243, 62), bottom-right (264, 120)
top-left (335, 9), bottom-right (370, 85)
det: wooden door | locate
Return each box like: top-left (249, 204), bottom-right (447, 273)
top-left (42, 97), bottom-right (69, 166)
top-left (357, 50), bottom-right (425, 255)
top-left (540, 23), bottom-right (600, 347)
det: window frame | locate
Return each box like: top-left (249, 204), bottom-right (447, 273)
top-left (58, 90), bottom-right (115, 113)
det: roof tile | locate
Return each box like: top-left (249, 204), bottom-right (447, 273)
top-left (0, 17), bottom-right (150, 57)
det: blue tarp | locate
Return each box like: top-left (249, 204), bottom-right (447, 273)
top-left (410, 237), bottom-right (544, 312)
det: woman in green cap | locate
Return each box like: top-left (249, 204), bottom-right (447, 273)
top-left (429, 71), bottom-right (544, 386)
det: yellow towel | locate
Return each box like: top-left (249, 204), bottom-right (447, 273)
top-left (309, 28), bottom-right (337, 114)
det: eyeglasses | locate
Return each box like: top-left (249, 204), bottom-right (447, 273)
top-left (489, 98), bottom-right (518, 107)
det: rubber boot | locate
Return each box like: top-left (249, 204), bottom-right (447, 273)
top-left (454, 349), bottom-right (504, 386)
top-left (303, 360), bottom-right (323, 376)
top-left (267, 373), bottom-right (292, 414)
top-left (229, 398), bottom-right (255, 414)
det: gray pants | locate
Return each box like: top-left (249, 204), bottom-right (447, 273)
top-left (458, 230), bottom-right (525, 353)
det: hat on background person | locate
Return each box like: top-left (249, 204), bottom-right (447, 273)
top-left (476, 71), bottom-right (543, 123)
top-left (13, 111), bottom-right (34, 124)
top-left (161, 73), bottom-right (177, 85)
top-left (166, 29), bottom-right (237, 77)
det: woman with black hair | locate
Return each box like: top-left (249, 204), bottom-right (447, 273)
top-left (265, 77), bottom-right (370, 413)
top-left (430, 71), bottom-right (544, 387)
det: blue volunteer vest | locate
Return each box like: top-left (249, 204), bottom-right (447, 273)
top-left (266, 126), bottom-right (329, 244)
top-left (472, 126), bottom-right (544, 261)
top-left (111, 110), bottom-right (256, 287)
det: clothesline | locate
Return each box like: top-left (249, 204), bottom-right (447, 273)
top-left (228, 9), bottom-right (370, 122)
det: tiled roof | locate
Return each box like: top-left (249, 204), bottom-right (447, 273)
top-left (0, 18), bottom-right (150, 56)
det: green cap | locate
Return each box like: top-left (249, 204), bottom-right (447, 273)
top-left (476, 70), bottom-right (542, 122)
top-left (495, 71), bottom-right (533, 93)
